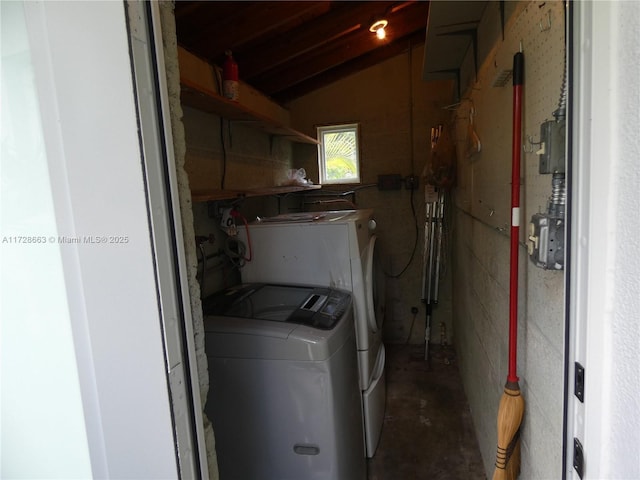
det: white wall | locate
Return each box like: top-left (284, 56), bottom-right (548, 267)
top-left (1, 1), bottom-right (179, 477)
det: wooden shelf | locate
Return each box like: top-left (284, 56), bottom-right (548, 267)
top-left (180, 79), bottom-right (318, 145)
top-left (191, 184), bottom-right (321, 202)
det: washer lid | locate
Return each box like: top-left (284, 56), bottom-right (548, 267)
top-left (202, 284), bottom-right (350, 330)
top-left (252, 209), bottom-right (373, 225)
top-left (203, 284), bottom-right (354, 361)
top-left (255, 212), bottom-right (327, 223)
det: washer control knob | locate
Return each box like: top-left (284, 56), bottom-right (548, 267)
top-left (368, 219), bottom-right (377, 231)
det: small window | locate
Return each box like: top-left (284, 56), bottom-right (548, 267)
top-left (317, 123), bottom-right (360, 184)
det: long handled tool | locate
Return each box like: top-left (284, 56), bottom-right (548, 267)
top-left (422, 186), bottom-right (439, 361)
top-left (433, 190), bottom-right (445, 305)
top-left (421, 202), bottom-right (432, 301)
top-left (493, 50), bottom-right (525, 480)
top-left (423, 199), bottom-right (434, 361)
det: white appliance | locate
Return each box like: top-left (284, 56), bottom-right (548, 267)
top-left (203, 283), bottom-right (365, 480)
top-left (238, 209), bottom-right (386, 457)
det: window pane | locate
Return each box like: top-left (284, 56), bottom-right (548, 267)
top-left (318, 124), bottom-right (359, 184)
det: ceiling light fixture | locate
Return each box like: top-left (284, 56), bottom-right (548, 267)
top-left (369, 19), bottom-right (388, 40)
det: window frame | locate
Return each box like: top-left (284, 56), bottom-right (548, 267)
top-left (317, 123), bottom-right (361, 185)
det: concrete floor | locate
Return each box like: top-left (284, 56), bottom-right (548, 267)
top-left (367, 343), bottom-right (486, 480)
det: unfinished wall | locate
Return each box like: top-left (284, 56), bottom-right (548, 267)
top-left (157, 3), bottom-right (220, 478)
top-left (182, 104), bottom-right (296, 298)
top-left (183, 106), bottom-right (294, 193)
top-left (161, 4), bottom-right (300, 477)
top-left (450, 1), bottom-right (566, 477)
top-left (288, 45), bottom-right (456, 347)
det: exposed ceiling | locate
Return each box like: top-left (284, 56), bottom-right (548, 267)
top-left (174, 1), bottom-right (431, 104)
top-left (422, 1), bottom-right (488, 93)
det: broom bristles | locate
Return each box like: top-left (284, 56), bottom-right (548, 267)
top-left (493, 381), bottom-right (524, 480)
top-left (507, 436), bottom-right (522, 479)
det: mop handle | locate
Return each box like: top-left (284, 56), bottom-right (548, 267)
top-left (508, 51), bottom-right (524, 384)
top-left (426, 199), bottom-right (437, 305)
top-left (433, 192), bottom-right (445, 303)
top-left (424, 198), bottom-right (435, 360)
top-left (421, 202), bottom-right (432, 299)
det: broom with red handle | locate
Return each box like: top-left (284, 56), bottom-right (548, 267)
top-left (493, 50), bottom-right (525, 480)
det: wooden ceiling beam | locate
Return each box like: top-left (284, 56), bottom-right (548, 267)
top-left (253, 3), bottom-right (429, 95)
top-left (390, 1), bottom-right (419, 14)
top-left (173, 2), bottom-right (208, 21)
top-left (174, 1), bottom-right (432, 105)
top-left (275, 30), bottom-right (426, 103)
top-left (176, 2), bottom-right (255, 45)
top-left (241, 2), bottom-right (395, 79)
top-left (180, 2), bottom-right (331, 61)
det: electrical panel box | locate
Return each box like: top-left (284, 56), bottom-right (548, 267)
top-left (528, 172), bottom-right (565, 270)
top-left (528, 212), bottom-right (564, 270)
top-left (538, 119), bottom-right (566, 174)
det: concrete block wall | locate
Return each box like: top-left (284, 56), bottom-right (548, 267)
top-left (288, 45), bottom-right (456, 346)
top-left (160, 5), bottom-right (298, 478)
top-left (450, 1), bottom-right (566, 477)
top-left (157, 3), bottom-right (218, 478)
top-left (183, 106), bottom-right (293, 192)
top-left (182, 105), bottom-right (295, 298)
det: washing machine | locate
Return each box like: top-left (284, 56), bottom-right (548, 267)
top-left (202, 283), bottom-right (365, 480)
top-left (237, 209), bottom-right (386, 457)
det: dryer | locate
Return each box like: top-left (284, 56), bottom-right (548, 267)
top-left (237, 209), bottom-right (386, 457)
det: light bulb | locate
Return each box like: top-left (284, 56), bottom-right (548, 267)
top-left (369, 19), bottom-right (388, 40)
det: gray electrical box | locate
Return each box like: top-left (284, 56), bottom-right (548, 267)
top-left (539, 119), bottom-right (566, 174)
top-left (528, 212), bottom-right (564, 270)
top-left (528, 172), bottom-right (565, 270)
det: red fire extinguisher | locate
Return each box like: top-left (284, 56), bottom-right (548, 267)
top-left (222, 50), bottom-right (239, 102)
